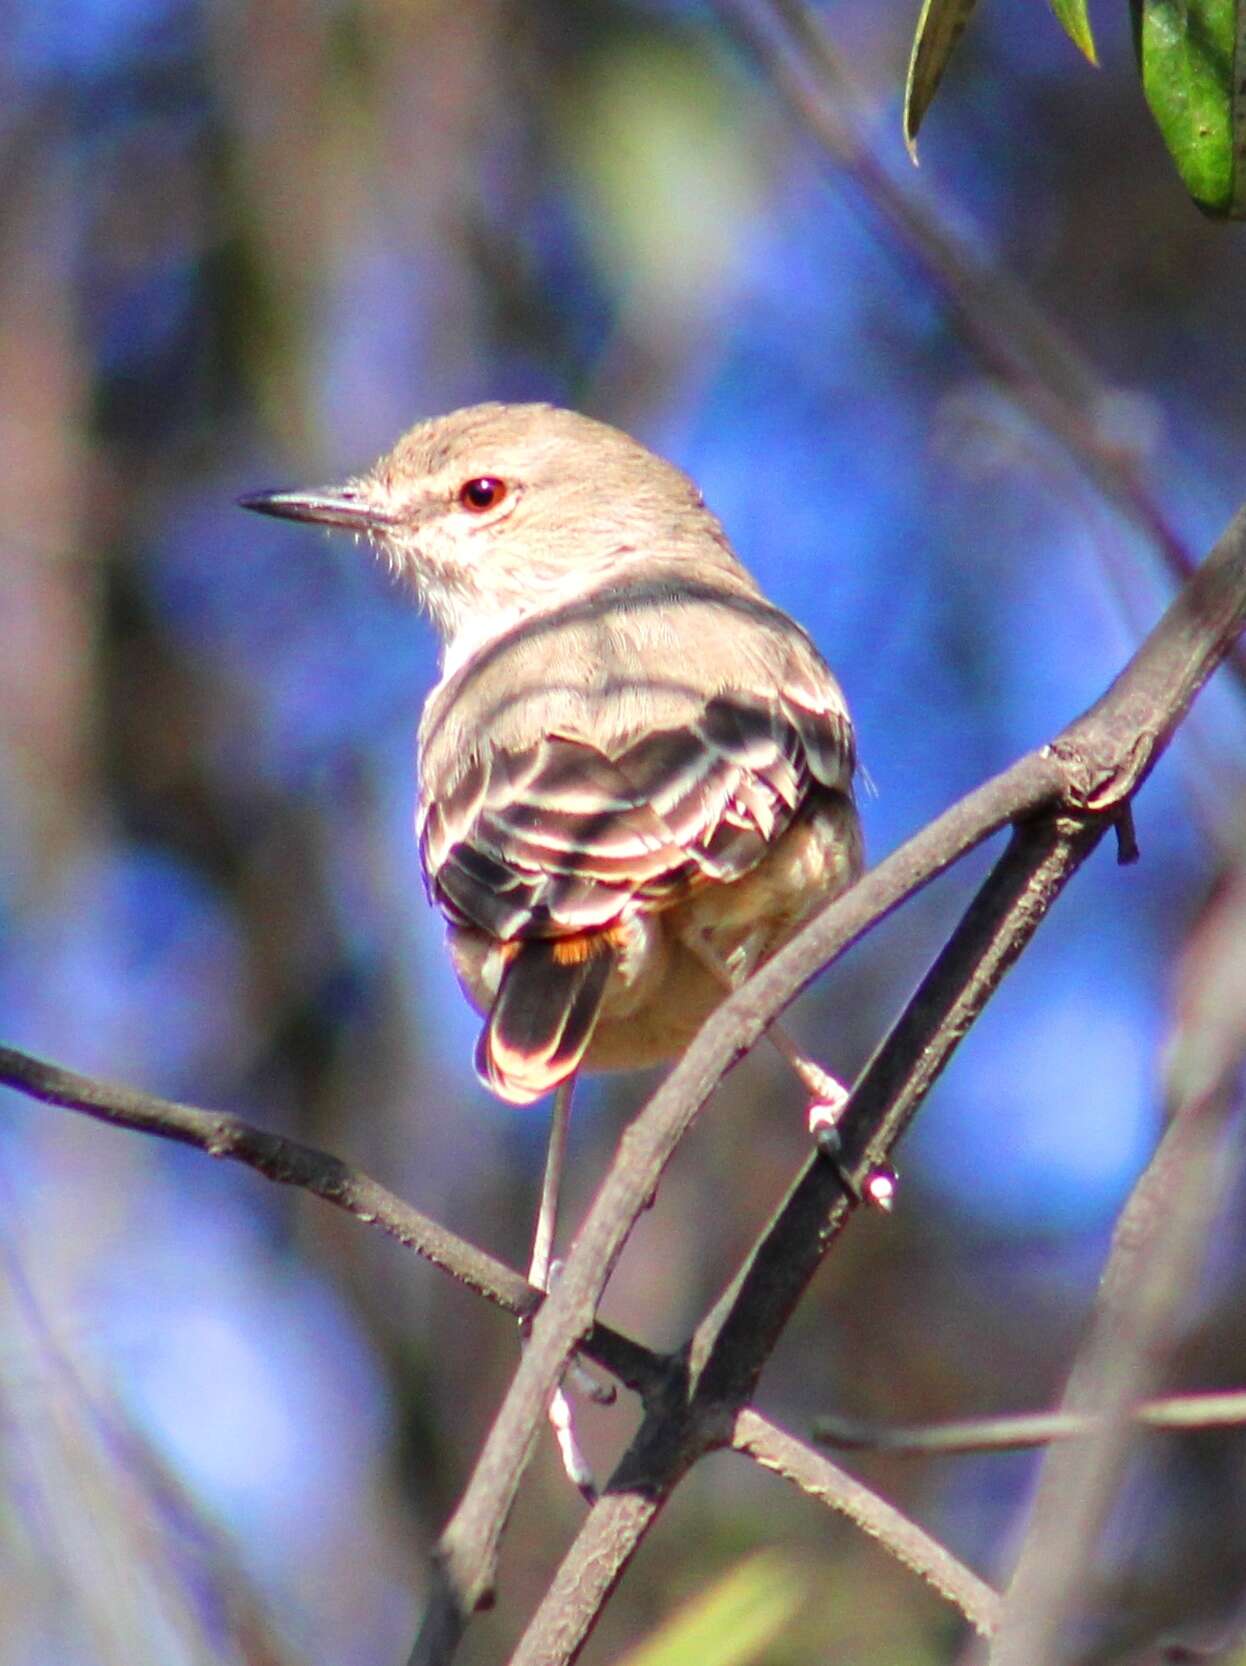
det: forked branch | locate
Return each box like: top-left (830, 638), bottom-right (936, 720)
top-left (415, 508), bottom-right (1246, 1663)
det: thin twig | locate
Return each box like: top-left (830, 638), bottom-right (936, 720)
top-left (527, 1080), bottom-right (599, 1503)
top-left (0, 1046), bottom-right (663, 1399)
top-left (814, 1391), bottom-right (1246, 1455)
top-left (530, 1079), bottom-right (574, 1294)
top-left (733, 1409), bottom-right (1002, 1636)
top-left (0, 1047), bottom-right (533, 1310)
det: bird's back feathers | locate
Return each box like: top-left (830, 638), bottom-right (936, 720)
top-left (418, 576), bottom-right (858, 1103)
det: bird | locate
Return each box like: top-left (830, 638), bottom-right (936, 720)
top-left (240, 402), bottom-right (862, 1127)
top-left (243, 398), bottom-right (866, 1112)
top-left (240, 403), bottom-right (863, 1494)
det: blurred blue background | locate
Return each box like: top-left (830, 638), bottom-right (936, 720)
top-left (1, 0), bottom-right (1245, 1661)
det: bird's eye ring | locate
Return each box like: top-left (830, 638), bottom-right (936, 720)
top-left (458, 476), bottom-right (508, 513)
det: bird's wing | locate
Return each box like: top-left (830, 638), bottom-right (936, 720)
top-left (418, 685), bottom-right (855, 942)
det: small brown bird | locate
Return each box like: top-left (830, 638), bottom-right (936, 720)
top-left (241, 403), bottom-right (862, 1116)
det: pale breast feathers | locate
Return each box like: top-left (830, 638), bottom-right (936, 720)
top-left (417, 586), bottom-right (855, 942)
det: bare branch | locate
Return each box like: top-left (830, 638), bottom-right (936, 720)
top-left (733, 1409), bottom-right (1002, 1637)
top-left (0, 1046), bottom-right (536, 1308)
top-left (814, 1391), bottom-right (1246, 1455)
top-left (508, 1405), bottom-right (1003, 1666)
top-left (505, 1489), bottom-right (667, 1666)
top-left (692, 816), bottom-right (1100, 1416)
top-left (0, 1045), bottom-right (663, 1399)
top-left (415, 508), bottom-right (1246, 1658)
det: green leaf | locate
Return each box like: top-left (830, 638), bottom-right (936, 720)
top-left (1048, 0), bottom-right (1099, 62)
top-left (613, 1552), bottom-right (807, 1666)
top-left (903, 0), bottom-right (984, 161)
top-left (1132, 0), bottom-right (1246, 216)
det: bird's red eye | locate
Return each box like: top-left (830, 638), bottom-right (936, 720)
top-left (458, 476), bottom-right (508, 512)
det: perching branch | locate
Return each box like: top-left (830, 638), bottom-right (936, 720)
top-left (690, 816), bottom-right (1101, 1412)
top-left (413, 508), bottom-right (1246, 1664)
top-left (500, 816), bottom-right (1096, 1666)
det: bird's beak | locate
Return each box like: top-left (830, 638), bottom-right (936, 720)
top-left (237, 484), bottom-right (395, 533)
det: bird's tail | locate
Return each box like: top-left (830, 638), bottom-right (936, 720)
top-left (475, 936), bottom-right (614, 1105)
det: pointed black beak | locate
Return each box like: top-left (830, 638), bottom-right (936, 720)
top-left (237, 485), bottom-right (395, 533)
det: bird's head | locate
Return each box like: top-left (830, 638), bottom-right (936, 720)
top-left (240, 402), bottom-right (744, 666)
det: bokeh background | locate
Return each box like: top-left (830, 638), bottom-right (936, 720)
top-left (2, 0), bottom-right (1245, 1661)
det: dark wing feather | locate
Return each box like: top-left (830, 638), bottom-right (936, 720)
top-left (419, 691), bottom-right (854, 943)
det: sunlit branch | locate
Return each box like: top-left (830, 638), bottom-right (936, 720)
top-left (0, 1046), bottom-right (535, 1305)
top-left (734, 1410), bottom-right (1002, 1636)
top-left (814, 1390), bottom-right (1246, 1455)
top-left (694, 818), bottom-right (1099, 1397)
top-left (511, 1410), bottom-right (1005, 1658)
top-left (506, 1488), bottom-right (668, 1666)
